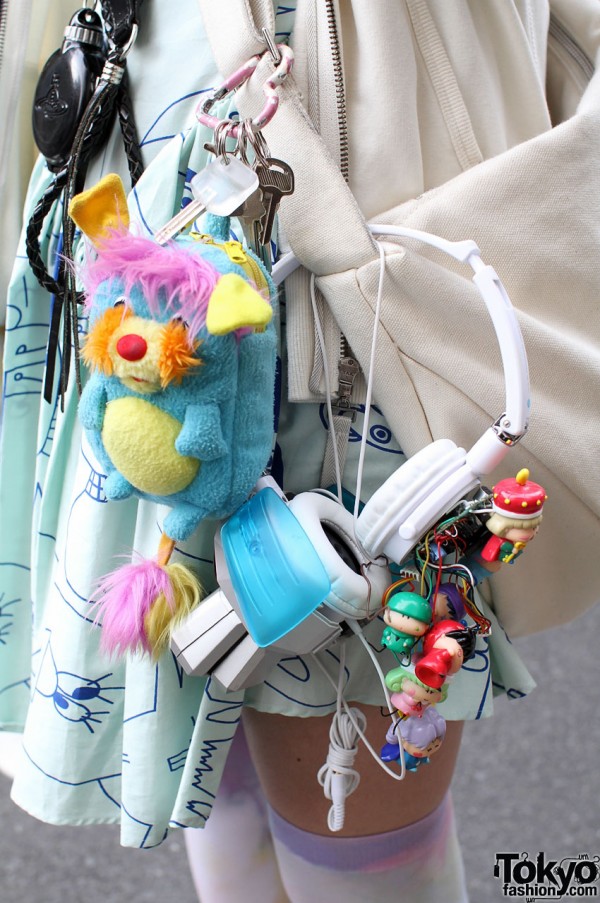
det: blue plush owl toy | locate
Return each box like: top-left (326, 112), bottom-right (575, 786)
top-left (69, 174), bottom-right (277, 658)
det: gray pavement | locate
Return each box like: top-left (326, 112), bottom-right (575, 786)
top-left (453, 602), bottom-right (600, 902)
top-left (1, 603), bottom-right (599, 903)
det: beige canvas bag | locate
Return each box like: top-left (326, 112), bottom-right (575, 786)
top-left (198, 0), bottom-right (600, 638)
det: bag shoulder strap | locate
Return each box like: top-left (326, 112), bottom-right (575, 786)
top-left (198, 0), bottom-right (272, 71)
top-left (405, 0), bottom-right (483, 170)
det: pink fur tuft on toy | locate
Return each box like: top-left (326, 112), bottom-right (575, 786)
top-left (93, 551), bottom-right (202, 658)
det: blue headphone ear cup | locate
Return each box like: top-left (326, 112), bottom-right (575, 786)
top-left (288, 492), bottom-right (389, 619)
top-left (356, 439), bottom-right (469, 560)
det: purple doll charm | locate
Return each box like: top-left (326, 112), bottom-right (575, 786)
top-left (380, 708), bottom-right (447, 770)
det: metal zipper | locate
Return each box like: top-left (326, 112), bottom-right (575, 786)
top-left (323, 0), bottom-right (360, 403)
top-left (0, 1), bottom-right (7, 74)
top-left (324, 0), bottom-right (349, 183)
top-left (548, 13), bottom-right (595, 82)
top-left (334, 356), bottom-right (360, 418)
top-left (190, 233), bottom-right (269, 294)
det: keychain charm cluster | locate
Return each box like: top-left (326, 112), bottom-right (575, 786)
top-left (379, 468), bottom-right (547, 771)
top-left (155, 33), bottom-right (295, 269)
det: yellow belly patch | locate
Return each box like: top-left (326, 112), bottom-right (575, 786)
top-left (102, 397), bottom-right (200, 496)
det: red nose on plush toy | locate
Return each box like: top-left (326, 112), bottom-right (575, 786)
top-left (116, 334), bottom-right (147, 361)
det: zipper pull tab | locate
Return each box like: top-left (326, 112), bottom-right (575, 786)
top-left (334, 356), bottom-right (360, 417)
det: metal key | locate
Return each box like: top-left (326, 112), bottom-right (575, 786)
top-left (255, 158), bottom-right (295, 249)
top-left (232, 187), bottom-right (267, 251)
top-left (155, 155), bottom-right (258, 245)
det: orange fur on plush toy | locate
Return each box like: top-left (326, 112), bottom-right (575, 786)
top-left (82, 306), bottom-right (203, 392)
top-left (82, 306), bottom-right (132, 376)
top-left (158, 321), bottom-right (202, 387)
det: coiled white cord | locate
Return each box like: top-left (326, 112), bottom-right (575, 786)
top-left (317, 705), bottom-right (366, 833)
top-left (315, 644), bottom-right (366, 832)
top-left (313, 624), bottom-right (407, 831)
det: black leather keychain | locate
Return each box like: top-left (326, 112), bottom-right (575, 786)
top-left (32, 7), bottom-right (108, 173)
top-left (26, 1), bottom-right (144, 405)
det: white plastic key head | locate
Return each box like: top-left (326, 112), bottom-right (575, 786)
top-left (155, 156), bottom-right (259, 243)
top-left (190, 155), bottom-right (259, 215)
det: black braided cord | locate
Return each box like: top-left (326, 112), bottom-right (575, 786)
top-left (25, 170), bottom-right (68, 298)
top-left (118, 70), bottom-right (144, 186)
top-left (61, 55), bottom-right (125, 399)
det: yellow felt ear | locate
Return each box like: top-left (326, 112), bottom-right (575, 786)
top-left (206, 273), bottom-right (272, 335)
top-left (69, 173), bottom-right (130, 244)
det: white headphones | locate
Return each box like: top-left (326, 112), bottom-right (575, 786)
top-left (275, 224), bottom-right (530, 565)
top-left (172, 225), bottom-right (530, 690)
top-left (287, 490), bottom-right (390, 619)
top-left (171, 480), bottom-right (390, 691)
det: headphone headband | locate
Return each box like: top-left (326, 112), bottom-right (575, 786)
top-left (364, 224), bottom-right (530, 446)
top-left (273, 224), bottom-right (531, 478)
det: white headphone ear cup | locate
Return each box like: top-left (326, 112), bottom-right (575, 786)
top-left (356, 439), bottom-right (467, 558)
top-left (288, 493), bottom-right (389, 619)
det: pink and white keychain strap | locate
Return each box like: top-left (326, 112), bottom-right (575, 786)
top-left (197, 31), bottom-right (294, 137)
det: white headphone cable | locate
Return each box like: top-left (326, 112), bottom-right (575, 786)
top-left (308, 240), bottom-right (386, 513)
top-left (309, 272), bottom-right (343, 501)
top-left (310, 246), bottom-right (408, 824)
top-left (352, 241), bottom-right (386, 529)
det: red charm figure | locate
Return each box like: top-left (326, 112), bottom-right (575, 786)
top-left (480, 468), bottom-right (547, 565)
top-left (414, 620), bottom-right (478, 689)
